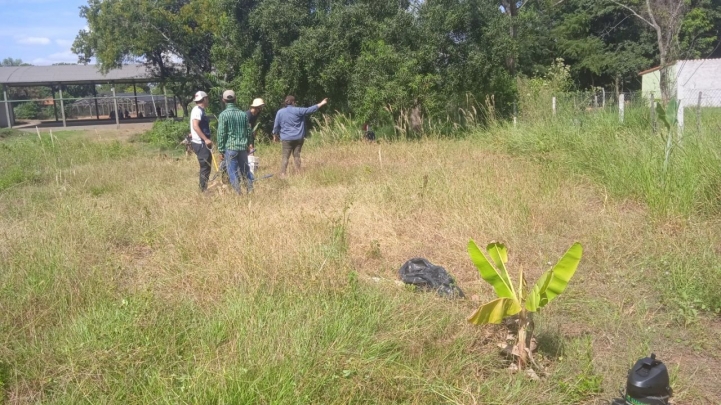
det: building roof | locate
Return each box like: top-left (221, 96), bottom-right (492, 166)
top-left (639, 58), bottom-right (721, 76)
top-left (638, 66), bottom-right (662, 76)
top-left (0, 64), bottom-right (157, 86)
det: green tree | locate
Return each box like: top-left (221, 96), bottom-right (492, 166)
top-left (13, 102), bottom-right (42, 119)
top-left (73, 0), bottom-right (215, 115)
top-left (552, 1), bottom-right (655, 92)
top-left (68, 0), bottom-right (706, 126)
top-left (678, 1), bottom-right (721, 59)
top-left (609, 0), bottom-right (707, 101)
top-left (1, 58), bottom-right (27, 67)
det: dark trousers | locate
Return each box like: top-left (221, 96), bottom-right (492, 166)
top-left (281, 139), bottom-right (304, 175)
top-left (192, 142), bottom-right (212, 191)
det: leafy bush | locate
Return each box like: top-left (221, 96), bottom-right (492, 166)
top-left (42, 106), bottom-right (56, 119)
top-left (136, 119), bottom-right (189, 149)
top-left (14, 102), bottom-right (41, 119)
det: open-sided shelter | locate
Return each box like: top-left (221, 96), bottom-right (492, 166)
top-left (0, 64), bottom-right (168, 128)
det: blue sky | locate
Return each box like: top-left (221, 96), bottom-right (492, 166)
top-left (0, 0), bottom-right (87, 65)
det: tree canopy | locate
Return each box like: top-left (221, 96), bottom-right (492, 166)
top-left (70, 0), bottom-right (721, 121)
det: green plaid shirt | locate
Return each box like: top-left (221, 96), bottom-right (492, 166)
top-left (217, 103), bottom-right (253, 153)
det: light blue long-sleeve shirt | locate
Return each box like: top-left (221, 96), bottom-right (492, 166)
top-left (272, 105), bottom-right (319, 141)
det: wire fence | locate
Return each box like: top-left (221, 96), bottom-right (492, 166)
top-left (4, 86), bottom-right (721, 134)
top-left (517, 89), bottom-right (721, 134)
top-left (0, 93), bottom-right (180, 128)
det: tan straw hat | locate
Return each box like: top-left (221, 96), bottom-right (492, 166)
top-left (250, 98), bottom-right (265, 107)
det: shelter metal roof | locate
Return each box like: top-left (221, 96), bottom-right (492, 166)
top-left (0, 64), bottom-right (157, 86)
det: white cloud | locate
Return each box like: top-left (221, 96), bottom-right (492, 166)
top-left (55, 39), bottom-right (73, 46)
top-left (32, 50), bottom-right (78, 65)
top-left (17, 36), bottom-right (51, 45)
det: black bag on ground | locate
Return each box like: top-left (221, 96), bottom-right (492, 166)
top-left (398, 258), bottom-right (464, 298)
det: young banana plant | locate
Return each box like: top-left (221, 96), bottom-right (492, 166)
top-left (467, 241), bottom-right (583, 369)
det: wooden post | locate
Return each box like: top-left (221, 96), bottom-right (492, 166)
top-left (594, 93), bottom-right (598, 108)
top-left (151, 93), bottom-right (158, 118)
top-left (133, 83), bottom-right (140, 117)
top-left (59, 86), bottom-right (67, 128)
top-left (51, 86), bottom-right (59, 121)
top-left (3, 87), bottom-right (12, 128)
top-left (619, 93), bottom-right (625, 123)
top-left (602, 88), bottom-right (606, 108)
top-left (697, 91), bottom-right (702, 134)
top-left (163, 86), bottom-right (170, 119)
top-left (552, 96), bottom-right (557, 116)
top-left (513, 101), bottom-right (517, 127)
top-left (650, 92), bottom-right (656, 133)
top-left (92, 83), bottom-right (100, 120)
top-left (112, 86), bottom-right (120, 129)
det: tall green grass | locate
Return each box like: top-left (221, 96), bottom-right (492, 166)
top-left (305, 102), bottom-right (721, 314)
top-left (479, 104), bottom-right (721, 218)
top-left (309, 101), bottom-right (721, 218)
top-left (0, 132), bottom-right (134, 192)
top-left (0, 128), bottom-right (23, 139)
top-left (479, 104), bottom-right (721, 313)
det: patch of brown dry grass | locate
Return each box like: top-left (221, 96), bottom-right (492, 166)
top-left (1, 134), bottom-right (720, 403)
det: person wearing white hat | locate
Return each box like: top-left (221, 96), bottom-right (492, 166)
top-left (217, 89), bottom-right (253, 194)
top-left (246, 98), bottom-right (265, 130)
top-left (244, 98), bottom-right (265, 185)
top-left (189, 90), bottom-right (213, 191)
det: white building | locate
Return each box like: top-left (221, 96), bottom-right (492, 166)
top-left (640, 58), bottom-right (721, 107)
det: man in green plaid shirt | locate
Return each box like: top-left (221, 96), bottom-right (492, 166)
top-left (218, 90), bottom-right (254, 194)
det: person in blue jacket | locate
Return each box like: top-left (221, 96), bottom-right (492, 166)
top-left (272, 95), bottom-right (328, 176)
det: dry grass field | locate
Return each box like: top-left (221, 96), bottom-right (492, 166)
top-left (1, 123), bottom-right (720, 404)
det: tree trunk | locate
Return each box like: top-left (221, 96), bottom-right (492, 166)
top-left (658, 48), bottom-right (670, 103)
top-left (615, 76), bottom-right (620, 99)
top-left (646, 0), bottom-right (671, 102)
top-left (181, 97), bottom-right (191, 117)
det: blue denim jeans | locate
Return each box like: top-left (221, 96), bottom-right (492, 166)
top-left (224, 150), bottom-right (250, 194)
top-left (219, 160), bottom-right (254, 184)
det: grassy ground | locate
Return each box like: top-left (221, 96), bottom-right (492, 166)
top-left (1, 125), bottom-right (720, 404)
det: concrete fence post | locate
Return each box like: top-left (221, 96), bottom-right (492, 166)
top-left (3, 87), bottom-right (11, 129)
top-left (112, 86), bottom-right (120, 129)
top-left (619, 93), bottom-right (625, 123)
top-left (59, 87), bottom-right (67, 128)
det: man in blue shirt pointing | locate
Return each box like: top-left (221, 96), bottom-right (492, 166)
top-left (272, 95), bottom-right (328, 176)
